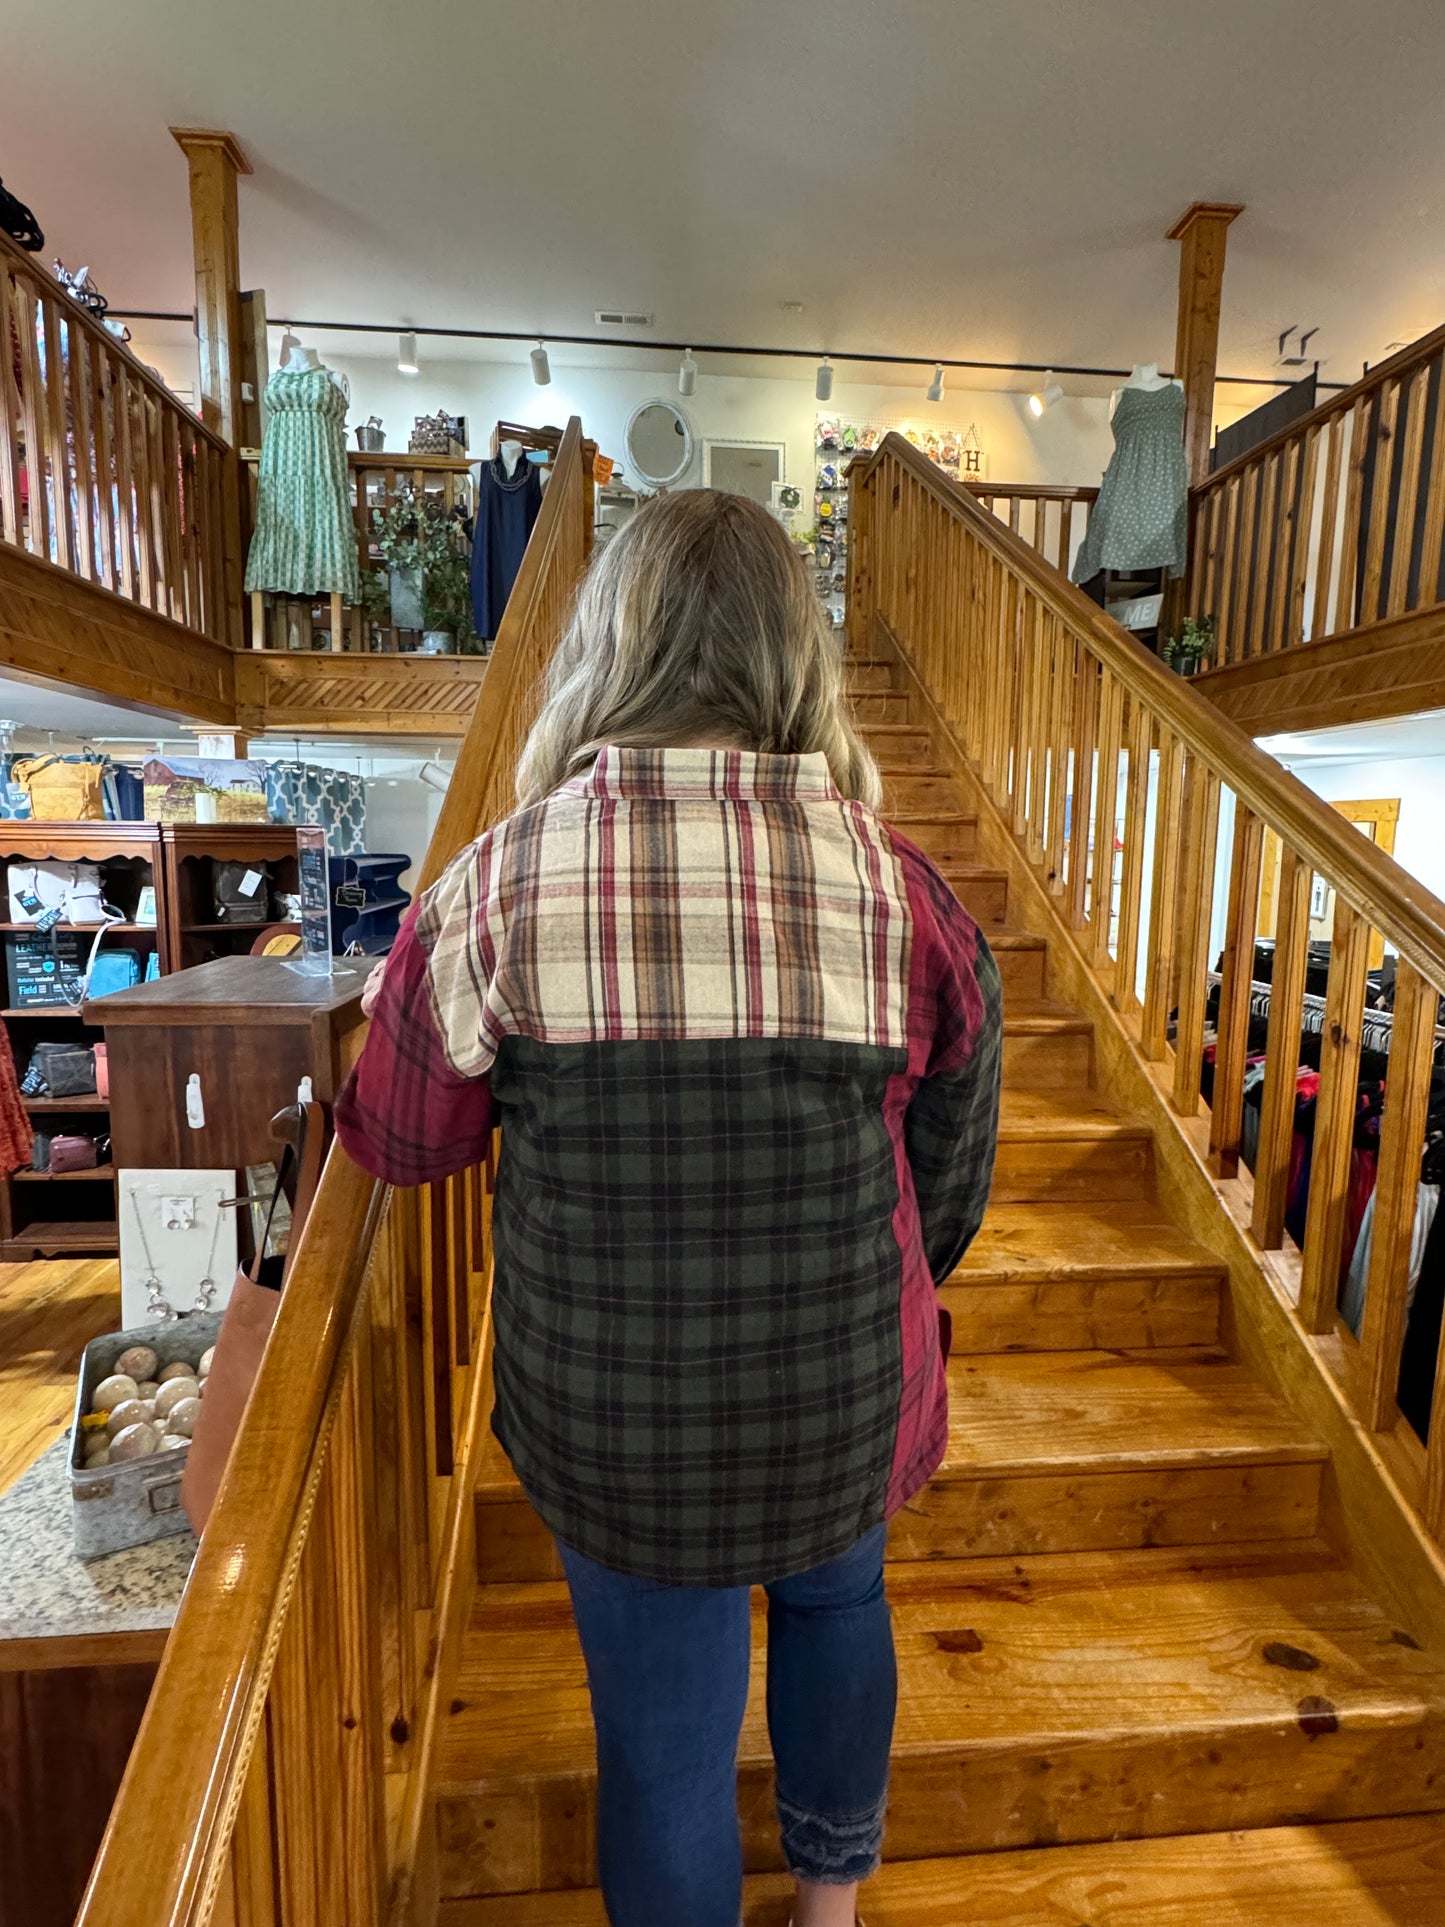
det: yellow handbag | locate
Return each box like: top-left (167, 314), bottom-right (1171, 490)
top-left (12, 754), bottom-right (106, 821)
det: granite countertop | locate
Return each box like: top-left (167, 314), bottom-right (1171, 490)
top-left (0, 1435), bottom-right (194, 1644)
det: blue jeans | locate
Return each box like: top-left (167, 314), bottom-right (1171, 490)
top-left (559, 1525), bottom-right (896, 1927)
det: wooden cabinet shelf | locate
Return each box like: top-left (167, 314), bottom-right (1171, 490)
top-left (13, 1164), bottom-right (115, 1182)
top-left (23, 1096), bottom-right (110, 1112)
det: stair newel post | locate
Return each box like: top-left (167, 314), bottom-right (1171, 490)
top-left (1111, 698), bottom-right (1153, 1014)
top-left (1170, 754), bottom-right (1222, 1112)
top-left (1088, 671), bottom-right (1125, 968)
top-left (1297, 899), bottom-right (1372, 1331)
top-left (1358, 962), bottom-right (1439, 1430)
top-left (1251, 847), bottom-right (1314, 1247)
top-left (1141, 728), bottom-right (1186, 1060)
top-left (1209, 805), bottom-right (1264, 1176)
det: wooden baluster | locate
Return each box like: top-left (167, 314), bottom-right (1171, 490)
top-left (1191, 489), bottom-right (1216, 621)
top-left (1246, 452), bottom-right (1278, 658)
top-left (1209, 804), bottom-right (1264, 1176)
top-left (427, 1181), bottom-right (455, 1480)
top-left (1418, 363), bottom-right (1445, 614)
top-left (1058, 498), bottom-right (1074, 575)
top-left (88, 338), bottom-right (116, 591)
top-left (327, 1361), bottom-right (387, 1923)
top-left (450, 1171), bottom-right (471, 1368)
top-left (68, 317), bottom-right (97, 583)
top-left (112, 365), bottom-right (139, 601)
top-left (372, 1202), bottom-right (420, 1770)
top-left (1285, 426), bottom-right (1318, 648)
top-left (1007, 493), bottom-right (1022, 536)
top-left (1111, 698), bottom-right (1153, 1014)
top-left (1043, 621), bottom-right (1073, 893)
top-left (39, 295), bottom-right (75, 571)
top-left (1011, 598), bottom-right (1038, 838)
top-left (1251, 846), bottom-right (1312, 1248)
top-left (1233, 463), bottom-right (1260, 662)
top-left (1225, 470), bottom-right (1248, 666)
top-left (1025, 609), bottom-right (1052, 867)
top-left (1170, 756), bottom-right (1222, 1112)
top-left (1310, 410), bottom-right (1344, 643)
top-left (1067, 649), bottom-right (1098, 929)
top-left (161, 407), bottom-right (186, 620)
top-left (229, 1727), bottom-right (280, 1927)
top-left (1360, 378), bottom-right (1402, 627)
top-left (14, 280), bottom-right (49, 559)
top-left (1141, 729), bottom-right (1186, 1060)
top-left (1333, 393), bottom-right (1373, 635)
top-left (1088, 669), bottom-right (1124, 965)
top-left (1264, 439), bottom-right (1299, 653)
top-left (1297, 900), bottom-right (1372, 1332)
top-left (1387, 361), bottom-right (1432, 618)
top-left (128, 382), bottom-right (157, 608)
top-left (1357, 963), bottom-right (1438, 1428)
top-left (0, 265), bottom-right (21, 546)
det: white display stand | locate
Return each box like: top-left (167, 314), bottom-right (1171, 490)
top-left (117, 1169), bottom-right (239, 1328)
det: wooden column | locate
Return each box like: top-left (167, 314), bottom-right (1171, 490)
top-left (1166, 201), bottom-right (1244, 487)
top-left (171, 127), bottom-right (251, 649)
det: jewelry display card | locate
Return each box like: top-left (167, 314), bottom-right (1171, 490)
top-left (117, 1168), bottom-right (240, 1328)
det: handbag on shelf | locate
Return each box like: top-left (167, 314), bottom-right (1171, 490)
top-left (214, 861), bottom-right (269, 924)
top-left (93, 1042), bottom-right (109, 1098)
top-left (7, 861), bottom-right (109, 926)
top-left (87, 948), bottom-right (142, 998)
top-left (48, 1133), bottom-right (99, 1174)
top-left (23, 1042), bottom-right (96, 1098)
top-left (11, 754), bottom-right (106, 822)
top-left (182, 1102), bottom-right (325, 1534)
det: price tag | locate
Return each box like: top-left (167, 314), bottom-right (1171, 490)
top-left (238, 869), bottom-right (263, 898)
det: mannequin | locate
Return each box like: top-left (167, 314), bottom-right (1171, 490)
top-left (285, 342), bottom-right (322, 372)
top-left (499, 438), bottom-right (525, 478)
top-left (1110, 360), bottom-right (1181, 417)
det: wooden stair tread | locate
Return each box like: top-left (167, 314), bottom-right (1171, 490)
top-left (938, 1347), bottom-right (1325, 1477)
top-left (997, 1087), bottom-right (1142, 1139)
top-left (957, 1201), bottom-right (1222, 1285)
top-left (439, 1814), bottom-right (1445, 1924)
top-left (1000, 997), bottom-right (1092, 1035)
top-left (436, 1543), bottom-right (1445, 1789)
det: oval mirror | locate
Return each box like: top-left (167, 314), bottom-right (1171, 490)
top-left (625, 399), bottom-right (694, 489)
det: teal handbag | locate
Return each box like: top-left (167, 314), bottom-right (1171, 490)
top-left (87, 948), bottom-right (142, 999)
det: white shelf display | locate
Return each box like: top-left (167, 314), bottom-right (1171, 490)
top-left (814, 415), bottom-right (987, 624)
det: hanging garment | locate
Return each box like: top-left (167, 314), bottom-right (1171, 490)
top-left (0, 1026), bottom-right (32, 1176)
top-left (1398, 1198), bottom-right (1445, 1441)
top-left (1342, 1183), bottom-right (1441, 1338)
top-left (244, 364), bottom-right (361, 600)
top-left (1072, 383), bottom-right (1189, 584)
top-left (469, 454), bottom-right (542, 641)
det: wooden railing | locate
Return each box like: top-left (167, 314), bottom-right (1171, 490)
top-left (852, 432), bottom-right (1445, 1537)
top-left (242, 449), bottom-right (475, 653)
top-left (0, 229), bottom-right (236, 643)
top-left (964, 482), bottom-right (1098, 579)
top-left (75, 418), bottom-right (591, 1927)
top-left (1187, 323), bottom-right (1445, 666)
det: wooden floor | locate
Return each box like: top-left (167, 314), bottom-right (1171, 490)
top-left (0, 1259), bottom-right (119, 1498)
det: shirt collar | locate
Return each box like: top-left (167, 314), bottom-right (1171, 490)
top-left (573, 745), bottom-right (840, 803)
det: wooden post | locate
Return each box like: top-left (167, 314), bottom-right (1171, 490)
top-left (1166, 202), bottom-right (1244, 488)
top-left (172, 128), bottom-right (251, 650)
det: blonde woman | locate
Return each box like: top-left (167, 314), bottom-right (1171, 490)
top-left (338, 491), bottom-right (1002, 1927)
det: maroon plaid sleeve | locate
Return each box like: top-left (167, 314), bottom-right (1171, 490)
top-left (335, 900), bottom-right (496, 1187)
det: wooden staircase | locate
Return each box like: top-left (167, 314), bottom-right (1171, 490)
top-left (431, 643), bottom-right (1445, 1923)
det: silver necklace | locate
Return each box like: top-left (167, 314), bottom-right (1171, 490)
top-left (129, 1192), bottom-right (224, 1321)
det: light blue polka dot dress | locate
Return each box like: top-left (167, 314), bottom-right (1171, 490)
top-left (1072, 382), bottom-right (1189, 583)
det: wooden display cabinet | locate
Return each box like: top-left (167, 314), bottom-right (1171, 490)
top-left (157, 824), bottom-right (301, 972)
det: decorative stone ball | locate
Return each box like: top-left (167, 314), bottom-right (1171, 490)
top-left (160, 1433), bottom-right (189, 1451)
top-left (154, 1376), bottom-right (199, 1418)
top-left (114, 1345), bottom-right (159, 1383)
top-left (92, 1373), bottom-right (139, 1414)
top-left (105, 1398), bottom-right (152, 1439)
top-left (158, 1361), bottom-right (197, 1384)
top-left (83, 1438), bottom-right (111, 1467)
top-left (198, 1347), bottom-right (215, 1380)
top-left (110, 1421), bottom-right (161, 1461)
top-left (137, 1381), bottom-right (159, 1400)
top-left (163, 1397), bottom-right (202, 1438)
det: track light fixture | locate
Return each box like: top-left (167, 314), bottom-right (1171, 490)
top-left (678, 348), bottom-right (698, 396)
top-left (815, 356), bottom-right (834, 402)
top-left (531, 341), bottom-right (552, 386)
top-left (397, 331), bottom-right (419, 376)
top-left (1028, 373), bottom-right (1064, 417)
top-left (926, 362), bottom-right (945, 403)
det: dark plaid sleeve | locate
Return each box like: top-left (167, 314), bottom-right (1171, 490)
top-left (898, 849), bottom-right (1004, 1284)
top-left (334, 898), bottom-right (496, 1187)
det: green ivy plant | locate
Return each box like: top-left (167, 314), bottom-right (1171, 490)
top-left (371, 483), bottom-right (477, 645)
top-left (1162, 614), bottom-right (1216, 675)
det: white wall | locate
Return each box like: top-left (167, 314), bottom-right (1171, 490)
top-left (1279, 753), bottom-right (1445, 905)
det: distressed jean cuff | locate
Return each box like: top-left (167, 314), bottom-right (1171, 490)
top-left (777, 1788), bottom-right (887, 1884)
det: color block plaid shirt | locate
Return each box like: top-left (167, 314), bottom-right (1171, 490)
top-left (337, 747), bottom-right (1001, 1586)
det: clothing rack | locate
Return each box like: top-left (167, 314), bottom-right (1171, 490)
top-left (1205, 973), bottom-right (1445, 1060)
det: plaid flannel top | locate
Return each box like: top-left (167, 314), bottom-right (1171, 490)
top-left (337, 746), bottom-right (1002, 1585)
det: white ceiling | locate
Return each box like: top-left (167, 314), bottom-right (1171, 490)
top-left (7, 0), bottom-right (1445, 395)
top-left (1261, 712), bottom-right (1445, 764)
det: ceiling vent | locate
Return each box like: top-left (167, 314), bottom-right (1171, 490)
top-left (595, 309), bottom-right (653, 329)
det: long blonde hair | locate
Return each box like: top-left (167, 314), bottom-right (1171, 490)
top-left (515, 490), bottom-right (881, 808)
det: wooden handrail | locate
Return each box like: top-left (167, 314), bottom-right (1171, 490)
top-left (958, 481), bottom-right (1099, 580)
top-left (76, 418), bottom-right (591, 1927)
top-left (1186, 317), bottom-right (1445, 669)
top-left (854, 433), bottom-right (1445, 996)
top-left (853, 427), bottom-right (1445, 1554)
top-left (1, 227), bottom-right (234, 643)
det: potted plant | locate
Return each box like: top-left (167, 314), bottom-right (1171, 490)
top-left (1161, 614), bottom-right (1216, 677)
top-left (371, 484), bottom-right (475, 649)
top-left (420, 543), bottom-right (477, 656)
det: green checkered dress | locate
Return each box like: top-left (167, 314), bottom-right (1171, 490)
top-left (244, 363), bottom-right (361, 599)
